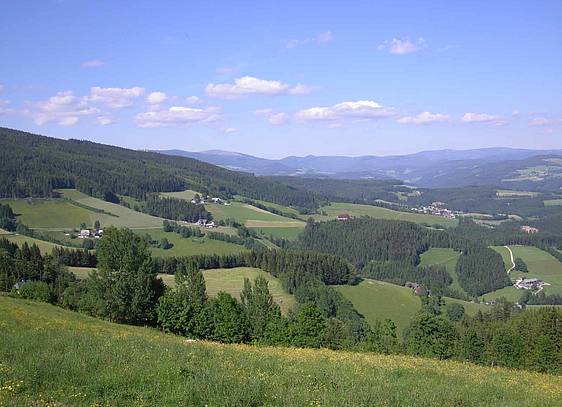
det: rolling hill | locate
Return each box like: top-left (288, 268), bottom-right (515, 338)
top-left (2, 296), bottom-right (560, 406)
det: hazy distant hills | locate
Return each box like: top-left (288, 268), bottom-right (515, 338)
top-left (158, 148), bottom-right (562, 191)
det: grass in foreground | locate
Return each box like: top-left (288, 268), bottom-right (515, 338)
top-left (483, 246), bottom-right (562, 302)
top-left (336, 279), bottom-right (488, 334)
top-left (312, 202), bottom-right (458, 228)
top-left (1, 296), bottom-right (560, 406)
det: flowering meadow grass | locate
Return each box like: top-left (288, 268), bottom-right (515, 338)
top-left (1, 296), bottom-right (561, 406)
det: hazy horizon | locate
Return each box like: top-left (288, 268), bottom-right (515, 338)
top-left (1, 1), bottom-right (561, 158)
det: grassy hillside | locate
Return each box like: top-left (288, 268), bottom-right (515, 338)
top-left (483, 246), bottom-right (562, 302)
top-left (419, 248), bottom-right (465, 294)
top-left (312, 202), bottom-right (458, 228)
top-left (1, 297), bottom-right (560, 406)
top-left (1, 198), bottom-right (92, 229)
top-left (135, 228), bottom-right (248, 258)
top-left (336, 279), bottom-right (488, 334)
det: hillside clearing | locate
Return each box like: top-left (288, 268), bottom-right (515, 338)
top-left (312, 202), bottom-right (458, 228)
top-left (0, 232), bottom-right (67, 254)
top-left (419, 248), bottom-right (465, 295)
top-left (134, 229), bottom-right (248, 258)
top-left (336, 279), bottom-right (488, 335)
top-left (1, 297), bottom-right (560, 406)
top-left (1, 198), bottom-right (92, 229)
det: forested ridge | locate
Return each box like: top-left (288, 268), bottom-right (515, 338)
top-left (0, 127), bottom-right (319, 209)
top-left (299, 218), bottom-right (512, 297)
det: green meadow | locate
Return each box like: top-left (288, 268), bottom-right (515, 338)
top-left (483, 246), bottom-right (562, 302)
top-left (1, 198), bottom-right (92, 229)
top-left (336, 279), bottom-right (488, 335)
top-left (2, 296), bottom-right (559, 406)
top-left (312, 202), bottom-right (458, 228)
top-left (134, 228), bottom-right (248, 258)
top-left (0, 231), bottom-right (66, 254)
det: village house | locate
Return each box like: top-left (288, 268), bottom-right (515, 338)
top-left (195, 219), bottom-right (208, 226)
top-left (78, 229), bottom-right (91, 239)
top-left (336, 213), bottom-right (352, 221)
top-left (405, 282), bottom-right (426, 295)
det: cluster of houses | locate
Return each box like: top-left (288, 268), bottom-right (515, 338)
top-left (410, 201), bottom-right (458, 219)
top-left (520, 225), bottom-right (539, 234)
top-left (190, 195), bottom-right (231, 206)
top-left (77, 228), bottom-right (103, 239)
top-left (194, 219), bottom-right (217, 228)
top-left (514, 277), bottom-right (546, 290)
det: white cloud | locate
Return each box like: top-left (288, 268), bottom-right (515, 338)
top-left (512, 109), bottom-right (520, 117)
top-left (255, 108), bottom-right (289, 126)
top-left (136, 106), bottom-right (220, 128)
top-left (86, 86), bottom-right (145, 108)
top-left (82, 59), bottom-right (105, 68)
top-left (295, 100), bottom-right (394, 122)
top-left (397, 111), bottom-right (449, 125)
top-left (285, 31), bottom-right (334, 49)
top-left (32, 90), bottom-right (99, 126)
top-left (461, 112), bottom-right (506, 125)
top-left (529, 117), bottom-right (550, 126)
top-left (96, 116), bottom-right (115, 126)
top-left (223, 127), bottom-right (238, 133)
top-left (378, 37), bottom-right (426, 55)
top-left (205, 76), bottom-right (311, 98)
top-left (186, 96), bottom-right (201, 104)
top-left (59, 116), bottom-right (80, 126)
top-left (146, 91), bottom-right (168, 105)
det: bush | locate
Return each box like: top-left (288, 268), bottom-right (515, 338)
top-left (18, 281), bottom-right (52, 302)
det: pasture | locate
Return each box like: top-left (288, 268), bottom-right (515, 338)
top-left (251, 226), bottom-right (304, 240)
top-left (3, 297), bottom-right (559, 406)
top-left (134, 229), bottom-right (248, 258)
top-left (1, 198), bottom-right (92, 229)
top-left (312, 202), bottom-right (458, 228)
top-left (58, 189), bottom-right (164, 229)
top-left (336, 279), bottom-right (488, 335)
top-left (483, 246), bottom-right (562, 302)
top-left (544, 198), bottom-right (562, 206)
top-left (0, 232), bottom-right (65, 254)
top-left (159, 189), bottom-right (200, 201)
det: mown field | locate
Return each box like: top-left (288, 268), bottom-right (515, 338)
top-left (312, 202), bottom-right (458, 228)
top-left (544, 198), bottom-right (562, 206)
top-left (336, 279), bottom-right (488, 335)
top-left (1, 198), bottom-right (92, 229)
top-left (134, 229), bottom-right (248, 258)
top-left (419, 248), bottom-right (465, 295)
top-left (483, 246), bottom-right (562, 302)
top-left (159, 189), bottom-right (200, 201)
top-left (1, 297), bottom-right (560, 406)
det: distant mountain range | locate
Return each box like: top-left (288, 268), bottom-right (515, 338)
top-left (157, 148), bottom-right (562, 191)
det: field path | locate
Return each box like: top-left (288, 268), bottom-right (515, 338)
top-left (504, 245), bottom-right (515, 274)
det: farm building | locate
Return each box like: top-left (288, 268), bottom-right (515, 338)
top-left (520, 225), bottom-right (539, 234)
top-left (336, 213), bottom-right (352, 221)
top-left (514, 278), bottom-right (544, 290)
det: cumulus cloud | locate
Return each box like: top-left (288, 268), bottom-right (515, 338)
top-left (146, 91), bottom-right (168, 105)
top-left (205, 76), bottom-right (311, 99)
top-left (295, 100), bottom-right (394, 122)
top-left (32, 90), bottom-right (99, 126)
top-left (86, 86), bottom-right (145, 108)
top-left (378, 37), bottom-right (426, 55)
top-left (255, 108), bottom-right (289, 126)
top-left (82, 59), bottom-right (105, 68)
top-left (136, 106), bottom-right (220, 128)
top-left (96, 116), bottom-right (116, 126)
top-left (461, 112), bottom-right (506, 125)
top-left (397, 111), bottom-right (449, 125)
top-left (285, 31), bottom-right (334, 49)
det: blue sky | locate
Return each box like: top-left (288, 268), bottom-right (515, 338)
top-left (1, 0), bottom-right (561, 158)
